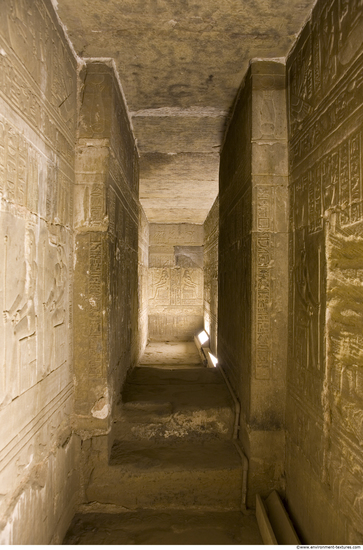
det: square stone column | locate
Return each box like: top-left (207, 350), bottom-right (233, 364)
top-left (219, 59), bottom-right (288, 506)
top-left (73, 61), bottom-right (139, 437)
top-left (248, 59), bottom-right (289, 503)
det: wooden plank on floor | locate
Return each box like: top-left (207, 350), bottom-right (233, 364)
top-left (265, 490), bottom-right (300, 545)
top-left (256, 494), bottom-right (277, 545)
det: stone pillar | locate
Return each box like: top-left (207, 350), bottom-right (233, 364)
top-left (219, 59), bottom-right (288, 506)
top-left (73, 63), bottom-right (112, 436)
top-left (248, 59), bottom-right (288, 503)
top-left (73, 61), bottom-right (139, 437)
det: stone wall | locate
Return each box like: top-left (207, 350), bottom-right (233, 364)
top-left (74, 61), bottom-right (139, 433)
top-left (148, 223), bottom-right (204, 341)
top-left (138, 205), bottom-right (149, 359)
top-left (0, 0), bottom-right (80, 543)
top-left (219, 69), bottom-right (252, 401)
top-left (203, 197), bottom-right (219, 354)
top-left (286, 0), bottom-right (363, 543)
top-left (219, 59), bottom-right (288, 506)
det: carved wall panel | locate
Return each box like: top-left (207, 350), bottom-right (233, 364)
top-left (287, 0), bottom-right (363, 542)
top-left (0, 0), bottom-right (78, 544)
top-left (148, 223), bottom-right (203, 341)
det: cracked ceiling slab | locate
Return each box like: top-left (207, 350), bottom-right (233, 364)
top-left (56, 0), bottom-right (315, 223)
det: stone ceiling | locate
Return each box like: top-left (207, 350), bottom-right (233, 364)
top-left (55, 0), bottom-right (314, 224)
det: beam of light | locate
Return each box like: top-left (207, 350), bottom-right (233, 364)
top-left (197, 330), bottom-right (209, 345)
top-left (208, 352), bottom-right (218, 367)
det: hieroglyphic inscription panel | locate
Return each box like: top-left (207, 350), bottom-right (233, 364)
top-left (287, 0), bottom-right (363, 541)
top-left (148, 223), bottom-right (204, 341)
top-left (149, 268), bottom-right (203, 307)
top-left (254, 187), bottom-right (272, 381)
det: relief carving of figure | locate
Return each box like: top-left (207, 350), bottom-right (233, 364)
top-left (183, 269), bottom-right (197, 289)
top-left (295, 241), bottom-right (320, 369)
top-left (151, 268), bottom-right (169, 301)
top-left (44, 243), bottom-right (66, 373)
top-left (3, 228), bottom-right (37, 373)
top-left (182, 269), bottom-right (198, 300)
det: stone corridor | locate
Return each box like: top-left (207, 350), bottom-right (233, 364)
top-left (1, 0), bottom-right (363, 544)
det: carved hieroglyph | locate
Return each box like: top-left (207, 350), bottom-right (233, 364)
top-left (148, 223), bottom-right (204, 340)
top-left (149, 267), bottom-right (203, 306)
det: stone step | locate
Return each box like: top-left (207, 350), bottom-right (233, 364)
top-left (86, 440), bottom-right (243, 510)
top-left (114, 367), bottom-right (234, 441)
top-left (127, 365), bottom-right (224, 385)
top-left (114, 404), bottom-right (233, 441)
top-left (139, 342), bottom-right (202, 366)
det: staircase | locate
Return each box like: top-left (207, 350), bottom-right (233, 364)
top-left (85, 342), bottom-right (246, 511)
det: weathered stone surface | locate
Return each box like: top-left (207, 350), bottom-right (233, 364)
top-left (286, 0), bottom-right (363, 542)
top-left (203, 197), bottom-right (219, 355)
top-left (0, 0), bottom-right (80, 543)
top-left (148, 224), bottom-right (204, 341)
top-left (116, 363), bottom-right (234, 441)
top-left (84, 439), bottom-right (243, 510)
top-left (219, 59), bottom-right (288, 506)
top-left (139, 341), bottom-right (202, 366)
top-left (63, 509), bottom-right (262, 545)
top-left (55, 0), bottom-right (315, 224)
top-left (139, 150), bottom-right (219, 223)
top-left (174, 246), bottom-right (204, 269)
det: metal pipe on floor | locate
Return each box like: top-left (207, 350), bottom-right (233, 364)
top-left (219, 365), bottom-right (240, 440)
top-left (233, 440), bottom-right (249, 512)
top-left (219, 364), bottom-right (250, 513)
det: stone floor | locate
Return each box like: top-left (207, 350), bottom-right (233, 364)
top-left (63, 509), bottom-right (262, 545)
top-left (63, 342), bottom-right (263, 545)
top-left (139, 341), bottom-right (202, 366)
